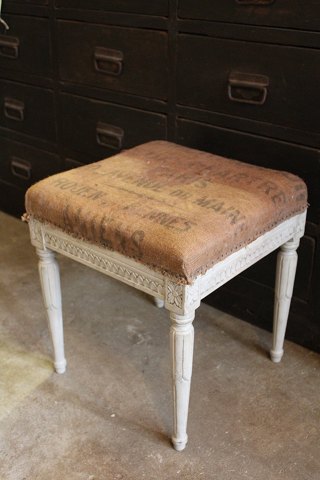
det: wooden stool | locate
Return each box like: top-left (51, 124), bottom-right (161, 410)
top-left (25, 141), bottom-right (307, 451)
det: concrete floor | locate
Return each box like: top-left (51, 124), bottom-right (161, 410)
top-left (0, 211), bottom-right (319, 480)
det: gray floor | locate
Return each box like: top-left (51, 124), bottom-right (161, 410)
top-left (0, 211), bottom-right (319, 480)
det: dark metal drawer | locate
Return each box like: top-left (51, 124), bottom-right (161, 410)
top-left (0, 15), bottom-right (51, 76)
top-left (56, 0), bottom-right (167, 15)
top-left (0, 137), bottom-right (60, 188)
top-left (0, 80), bottom-right (56, 142)
top-left (177, 35), bottom-right (320, 140)
top-left (178, 0), bottom-right (320, 31)
top-left (64, 158), bottom-right (84, 170)
top-left (58, 21), bottom-right (168, 100)
top-left (177, 118), bottom-right (320, 224)
top-left (5, 0), bottom-right (48, 5)
top-left (59, 93), bottom-right (167, 158)
top-left (0, 179), bottom-right (25, 217)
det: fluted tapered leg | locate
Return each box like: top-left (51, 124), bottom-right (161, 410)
top-left (170, 311), bottom-right (195, 451)
top-left (271, 238), bottom-right (299, 363)
top-left (37, 248), bottom-right (66, 374)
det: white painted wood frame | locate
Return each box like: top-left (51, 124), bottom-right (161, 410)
top-left (28, 210), bottom-right (306, 451)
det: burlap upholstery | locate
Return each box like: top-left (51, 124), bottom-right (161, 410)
top-left (25, 141), bottom-right (307, 284)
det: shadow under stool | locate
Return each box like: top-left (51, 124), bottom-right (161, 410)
top-left (24, 141), bottom-right (307, 451)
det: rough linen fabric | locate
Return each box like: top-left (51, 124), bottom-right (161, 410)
top-left (25, 141), bottom-right (308, 284)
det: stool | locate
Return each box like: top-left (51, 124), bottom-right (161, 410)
top-left (24, 141), bottom-right (307, 451)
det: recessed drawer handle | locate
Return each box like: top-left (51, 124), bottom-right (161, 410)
top-left (236, 0), bottom-right (275, 5)
top-left (94, 47), bottom-right (123, 76)
top-left (228, 72), bottom-right (269, 105)
top-left (4, 97), bottom-right (25, 121)
top-left (0, 35), bottom-right (19, 59)
top-left (11, 157), bottom-right (31, 180)
top-left (96, 122), bottom-right (124, 150)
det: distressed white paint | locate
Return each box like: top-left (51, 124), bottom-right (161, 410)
top-left (271, 238), bottom-right (300, 363)
top-left (29, 209), bottom-right (306, 450)
top-left (154, 297), bottom-right (165, 308)
top-left (37, 248), bottom-right (66, 374)
top-left (170, 311), bottom-right (194, 451)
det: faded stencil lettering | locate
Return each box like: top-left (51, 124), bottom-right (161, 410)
top-left (271, 191), bottom-right (287, 205)
top-left (91, 168), bottom-right (168, 193)
top-left (98, 215), bottom-right (145, 258)
top-left (170, 189), bottom-right (193, 200)
top-left (193, 196), bottom-right (246, 225)
top-left (143, 210), bottom-right (196, 232)
top-left (52, 178), bottom-right (106, 201)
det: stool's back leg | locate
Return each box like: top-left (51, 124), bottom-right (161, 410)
top-left (170, 311), bottom-right (195, 451)
top-left (37, 248), bottom-right (67, 374)
top-left (154, 297), bottom-right (165, 308)
top-left (271, 238), bottom-right (299, 363)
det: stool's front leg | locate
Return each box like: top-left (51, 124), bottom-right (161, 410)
top-left (37, 248), bottom-right (66, 374)
top-left (170, 311), bottom-right (195, 451)
top-left (271, 238), bottom-right (299, 363)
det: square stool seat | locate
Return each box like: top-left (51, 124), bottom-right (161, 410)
top-left (25, 141), bottom-right (307, 284)
top-left (25, 141), bottom-right (308, 451)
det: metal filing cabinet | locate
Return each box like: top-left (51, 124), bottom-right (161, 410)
top-left (0, 0), bottom-right (319, 351)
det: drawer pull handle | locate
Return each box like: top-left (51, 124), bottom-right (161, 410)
top-left (0, 17), bottom-right (10, 31)
top-left (228, 72), bottom-right (269, 105)
top-left (0, 35), bottom-right (19, 59)
top-left (94, 47), bottom-right (123, 76)
top-left (236, 0), bottom-right (275, 5)
top-left (96, 122), bottom-right (124, 150)
top-left (4, 97), bottom-right (24, 121)
top-left (11, 157), bottom-right (31, 180)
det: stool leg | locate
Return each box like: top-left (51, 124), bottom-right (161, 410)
top-left (37, 248), bottom-right (66, 374)
top-left (271, 238), bottom-right (299, 363)
top-left (170, 311), bottom-right (195, 451)
top-left (154, 297), bottom-right (165, 308)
